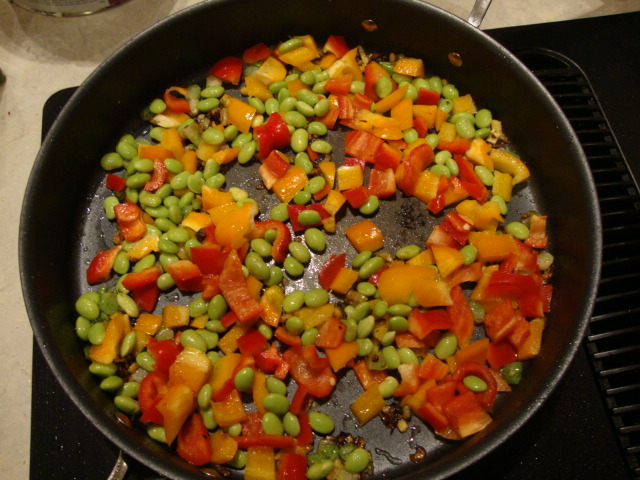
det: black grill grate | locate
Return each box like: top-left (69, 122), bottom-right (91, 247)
top-left (518, 48), bottom-right (640, 479)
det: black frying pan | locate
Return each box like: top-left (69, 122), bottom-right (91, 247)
top-left (19, 0), bottom-right (601, 478)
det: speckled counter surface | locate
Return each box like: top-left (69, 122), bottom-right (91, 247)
top-left (1, 1), bottom-right (638, 478)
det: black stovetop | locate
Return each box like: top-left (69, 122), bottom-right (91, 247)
top-left (30, 11), bottom-right (640, 480)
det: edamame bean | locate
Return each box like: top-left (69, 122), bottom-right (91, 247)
top-left (147, 424), bottom-right (167, 443)
top-left (114, 395), bottom-right (140, 415)
top-left (119, 331), bottom-right (137, 357)
top-left (314, 98), bottom-right (331, 117)
top-left (294, 152), bottom-right (313, 174)
top-left (305, 176), bottom-right (326, 195)
top-left (257, 323), bottom-right (273, 340)
top-left (455, 118), bottom-right (476, 139)
top-left (263, 393), bottom-right (290, 415)
top-left (344, 447), bottom-right (371, 474)
top-left (537, 251), bottom-right (554, 271)
top-left (387, 304), bottom-right (412, 317)
top-left (262, 412), bottom-right (284, 435)
top-left (403, 128), bottom-right (419, 144)
top-left (116, 141), bottom-right (137, 161)
top-left (181, 330), bottom-right (208, 352)
top-left (506, 221), bottom-right (530, 240)
top-left (136, 351), bottom-right (156, 372)
top-left (197, 330), bottom-right (219, 350)
top-left (265, 266), bottom-right (284, 287)
top-left (251, 238), bottom-right (272, 258)
top-left (293, 190), bottom-right (311, 205)
top-left (245, 252), bottom-right (270, 281)
top-left (395, 244), bottom-right (420, 260)
top-left (157, 272), bottom-right (175, 290)
top-left (444, 157), bottom-right (459, 176)
top-left (298, 209), bottom-right (321, 225)
top-left (270, 203), bottom-right (289, 222)
top-left (284, 256), bottom-right (304, 277)
top-left (490, 195), bottom-right (508, 215)
top-left (265, 98), bottom-right (280, 115)
top-left (133, 253), bottom-right (156, 272)
top-left (475, 108), bottom-right (493, 128)
top-left (463, 375), bottom-right (488, 392)
top-left (103, 196), bottom-right (119, 220)
top-left (474, 165), bottom-right (494, 186)
top-left (381, 345), bottom-right (401, 369)
top-left (378, 376), bottom-right (398, 398)
top-left (435, 332), bottom-right (458, 359)
top-left (290, 128), bottom-right (309, 153)
top-left (357, 338), bottom-right (374, 356)
top-left (89, 361), bottom-right (118, 377)
top-left (283, 412), bottom-right (300, 436)
top-left (389, 315), bottom-right (409, 332)
top-left (425, 133), bottom-right (440, 149)
top-left (307, 460), bottom-right (334, 480)
top-left (76, 296), bottom-right (100, 320)
top-left (301, 328), bottom-right (319, 346)
top-left (300, 70), bottom-right (316, 86)
top-left (265, 376), bottom-right (288, 396)
top-left (352, 251), bottom-right (372, 268)
top-left (117, 293), bottom-right (140, 317)
top-left (375, 76), bottom-right (393, 99)
top-left (279, 96), bottom-right (298, 113)
top-left (75, 316), bottom-right (91, 341)
top-left (343, 318), bottom-right (357, 342)
top-left (304, 288), bottom-right (329, 307)
top-left (460, 245), bottom-right (477, 265)
top-left (372, 299), bottom-right (388, 318)
top-left (87, 322), bottom-right (106, 345)
top-left (198, 383), bottom-right (213, 409)
top-left (198, 97), bottom-right (220, 112)
top-left (358, 256), bottom-right (385, 279)
top-left (283, 290), bottom-right (305, 313)
top-left (119, 381), bottom-right (140, 398)
top-left (501, 361), bottom-right (523, 385)
top-left (100, 152), bottom-right (124, 171)
top-left (288, 242), bottom-right (311, 263)
top-left (431, 164), bottom-right (451, 178)
top-left (304, 228), bottom-right (326, 252)
top-left (278, 37), bottom-right (303, 54)
top-left (164, 158), bottom-right (183, 174)
top-left (310, 139), bottom-right (332, 154)
top-left (284, 110), bottom-right (307, 128)
top-left (475, 127), bottom-right (491, 138)
top-left (398, 347), bottom-right (419, 365)
top-left (350, 302), bottom-right (371, 322)
top-left (234, 367), bottom-right (255, 392)
top-left (442, 83), bottom-right (459, 99)
top-left (356, 315), bottom-right (375, 339)
top-left (356, 281), bottom-right (377, 297)
top-left (285, 316), bottom-right (304, 336)
top-left (309, 411), bottom-right (335, 434)
top-left (359, 195), bottom-right (379, 215)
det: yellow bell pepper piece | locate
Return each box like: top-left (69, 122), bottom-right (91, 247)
top-left (350, 384), bottom-right (386, 425)
top-left (125, 232), bottom-right (159, 261)
top-left (393, 57), bottom-right (425, 77)
top-left (245, 446), bottom-right (276, 480)
top-left (212, 389), bottom-right (248, 427)
top-left (431, 245), bottom-right (465, 278)
top-left (296, 303), bottom-right (335, 330)
top-left (451, 94), bottom-right (476, 115)
top-left (434, 108), bottom-right (449, 131)
top-left (407, 248), bottom-right (435, 267)
top-left (518, 318), bottom-right (546, 360)
top-left (89, 312), bottom-right (130, 364)
top-left (465, 137), bottom-right (493, 170)
top-left (413, 169), bottom-right (441, 205)
top-left (134, 313), bottom-right (162, 336)
top-left (318, 160), bottom-right (336, 188)
top-left (325, 341), bottom-right (360, 372)
top-left (468, 231), bottom-right (517, 263)
top-left (209, 430), bottom-right (238, 465)
top-left (212, 147), bottom-right (241, 165)
top-left (169, 347), bottom-right (212, 393)
top-left (492, 170), bottom-right (514, 202)
top-left (374, 84), bottom-right (409, 114)
top-left (490, 149), bottom-right (530, 184)
top-left (279, 46), bottom-right (318, 67)
top-left (413, 278), bottom-right (453, 307)
top-left (209, 352), bottom-right (243, 395)
top-left (326, 47), bottom-right (363, 81)
top-left (390, 97), bottom-right (414, 131)
top-left (245, 75), bottom-right (273, 102)
top-left (160, 127), bottom-right (184, 162)
top-left (474, 201), bottom-right (504, 231)
top-left (226, 97), bottom-right (256, 134)
top-left (157, 384), bottom-right (196, 445)
top-left (250, 56), bottom-right (287, 86)
top-left (260, 285), bottom-right (284, 327)
top-left (214, 203), bottom-right (258, 249)
top-left (218, 323), bottom-right (251, 355)
top-left (196, 140), bottom-right (221, 162)
top-left (413, 104), bottom-right (438, 129)
top-left (252, 370), bottom-right (270, 415)
top-left (272, 165), bottom-right (308, 203)
top-left (180, 211), bottom-right (213, 232)
top-left (162, 304), bottom-right (190, 329)
top-left (323, 189), bottom-right (346, 216)
top-left (201, 185), bottom-right (234, 211)
top-left (377, 264), bottom-right (438, 305)
top-left (438, 122), bottom-right (457, 143)
top-left (337, 165), bottom-right (364, 191)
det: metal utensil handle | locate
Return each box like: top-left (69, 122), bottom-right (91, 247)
top-left (468, 0), bottom-right (493, 28)
top-left (107, 451), bottom-right (128, 480)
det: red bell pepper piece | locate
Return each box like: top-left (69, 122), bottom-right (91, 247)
top-left (438, 138), bottom-right (472, 154)
top-left (314, 316), bottom-right (346, 349)
top-left (454, 154), bottom-right (489, 202)
top-left (255, 343), bottom-right (290, 380)
top-left (447, 285), bottom-right (475, 347)
top-left (344, 129), bottom-right (383, 164)
top-left (289, 383), bottom-right (309, 416)
top-left (440, 211), bottom-right (473, 246)
top-left (237, 329), bottom-right (269, 356)
top-left (325, 74), bottom-right (353, 95)
top-left (374, 142), bottom-right (402, 172)
top-left (143, 158), bottom-right (167, 192)
top-left (483, 300), bottom-right (519, 343)
top-left (219, 250), bottom-right (263, 323)
top-left (413, 116), bottom-right (429, 138)
top-left (235, 434), bottom-right (296, 450)
top-left (176, 413), bottom-right (212, 466)
top-left (147, 337), bottom-right (182, 376)
top-left (249, 219), bottom-right (292, 263)
top-left (254, 113), bottom-right (291, 160)
top-left (427, 194), bottom-right (446, 214)
top-left (209, 56), bottom-right (243, 85)
top-left (105, 173), bottom-right (126, 192)
top-left (487, 340), bottom-right (518, 370)
top-left (367, 168), bottom-right (396, 199)
top-left (425, 380), bottom-right (458, 407)
top-left (138, 370), bottom-right (169, 424)
top-left (261, 149), bottom-right (290, 177)
top-left (393, 363), bottom-right (420, 396)
top-left (86, 245), bottom-right (122, 285)
top-left (283, 345), bottom-right (336, 398)
top-left (166, 260), bottom-right (204, 292)
top-left (113, 201), bottom-right (147, 242)
top-left (417, 401), bottom-right (450, 432)
top-left (132, 282), bottom-right (160, 312)
top-left (484, 271), bottom-right (538, 299)
top-left (345, 156), bottom-right (366, 172)
top-left (323, 35), bottom-right (350, 58)
top-left (426, 224), bottom-right (459, 249)
top-left (364, 61), bottom-right (392, 101)
top-left (343, 186), bottom-right (369, 208)
top-left (416, 87), bottom-right (441, 106)
top-left (337, 95), bottom-right (356, 125)
top-left (242, 42), bottom-right (271, 64)
top-left (398, 143), bottom-right (434, 196)
top-left (317, 253), bottom-right (346, 290)
top-left (525, 214), bottom-right (549, 249)
top-left (316, 94), bottom-right (340, 129)
top-left (352, 92), bottom-right (375, 112)
top-left (163, 87), bottom-right (190, 113)
top-left (122, 266), bottom-right (162, 291)
top-left (417, 355), bottom-right (449, 381)
top-left (408, 308), bottom-right (453, 340)
top-left (189, 245), bottom-right (228, 275)
top-left (275, 326), bottom-right (303, 347)
top-left (278, 452), bottom-right (308, 480)
top-left (296, 412), bottom-right (314, 446)
top-left (441, 390), bottom-right (492, 438)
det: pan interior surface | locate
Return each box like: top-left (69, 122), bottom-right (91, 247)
top-left (20, 1), bottom-right (601, 479)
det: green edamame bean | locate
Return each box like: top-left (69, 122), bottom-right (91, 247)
top-left (357, 338), bottom-right (374, 356)
top-left (101, 152), bottom-right (124, 171)
top-left (205, 318), bottom-right (226, 333)
top-left (132, 157), bottom-right (154, 173)
top-left (256, 323), bottom-right (272, 341)
top-left (398, 347), bottom-right (419, 365)
top-left (298, 209), bottom-right (321, 226)
top-left (188, 297), bottom-right (210, 318)
top-left (136, 351), bottom-right (155, 372)
top-left (358, 256), bottom-right (385, 279)
top-left (375, 76), bottom-right (393, 99)
top-left (114, 395), bottom-right (140, 415)
top-left (87, 322), bottom-right (106, 345)
top-left (158, 238), bottom-right (179, 254)
top-left (283, 290), bottom-right (305, 313)
top-left (164, 158), bottom-right (183, 174)
top-left (147, 424), bottom-right (167, 444)
top-left (310, 139), bottom-right (332, 154)
top-left (314, 98), bottom-right (331, 117)
top-left (89, 361), bottom-right (117, 377)
top-left (389, 315), bottom-right (409, 332)
top-left (359, 195), bottom-right (379, 215)
top-left (198, 97), bottom-right (220, 113)
top-left (378, 376), bottom-right (399, 398)
top-left (201, 85), bottom-right (225, 98)
top-left (396, 244), bottom-right (420, 260)
top-left (295, 100), bottom-right (315, 117)
top-left (119, 331), bottom-right (137, 357)
top-left (284, 110), bottom-right (307, 128)
top-left (351, 302), bottom-right (371, 322)
top-left (76, 296), bottom-right (100, 320)
top-left (251, 238), bottom-right (273, 258)
top-left (387, 304), bottom-right (412, 317)
top-left (425, 133), bottom-right (439, 150)
top-left (445, 157), bottom-right (459, 176)
top-left (170, 171), bottom-right (190, 190)
top-left (300, 70), bottom-right (316, 86)
top-left (304, 288), bottom-right (329, 307)
top-left (157, 272), bottom-right (175, 290)
top-left (381, 345), bottom-right (401, 369)
top-left (270, 203), bottom-right (289, 222)
top-left (264, 266), bottom-right (284, 287)
top-left (442, 83), bottom-right (459, 100)
top-left (309, 411), bottom-right (335, 434)
top-left (285, 316), bottom-right (304, 335)
top-left (305, 175), bottom-right (326, 194)
top-left (290, 128), bottom-right (309, 153)
top-left (301, 328), bottom-right (318, 346)
top-left (435, 332), bottom-right (458, 359)
top-left (294, 152), bottom-right (313, 174)
top-left (307, 460), bottom-right (334, 480)
top-left (284, 256), bottom-right (304, 277)
top-left (133, 254), bottom-right (156, 273)
top-left (288, 242), bottom-right (311, 263)
top-left (343, 318), bottom-right (357, 342)
top-left (126, 172), bottom-right (150, 189)
top-left (278, 37), bottom-right (303, 54)
top-left (178, 330), bottom-right (207, 352)
top-left (103, 196), bottom-right (119, 220)
top-left (356, 315), bottom-right (375, 339)
top-left (475, 108), bottom-right (493, 128)
top-left (116, 141), bottom-right (137, 160)
top-left (263, 393), bottom-right (290, 415)
top-left (282, 412), bottom-right (300, 436)
top-left (75, 316), bottom-right (91, 341)
top-left (430, 164), bottom-right (451, 178)
top-left (248, 96), bottom-right (266, 114)
top-left (455, 118), bottom-right (476, 139)
top-left (460, 245), bottom-right (478, 265)
top-left (475, 127), bottom-right (491, 139)
top-left (372, 299), bottom-right (388, 318)
top-left (279, 96), bottom-right (298, 113)
top-left (474, 165), bottom-right (494, 186)
top-left (265, 376), bottom-right (287, 396)
top-left (237, 140), bottom-right (256, 165)
top-left (352, 251), bottom-right (372, 268)
top-left (502, 361), bottom-right (523, 385)
top-left (234, 367), bottom-right (255, 393)
top-left (119, 381), bottom-right (140, 398)
top-left (269, 80), bottom-right (287, 95)
top-left (463, 374), bottom-right (488, 392)
top-left (261, 412), bottom-right (284, 435)
top-left (356, 282), bottom-right (377, 297)
top-left (344, 447), bottom-right (371, 474)
top-left (537, 251), bottom-right (554, 271)
top-left (304, 228), bottom-right (326, 252)
top-left (117, 292), bottom-right (139, 317)
top-left (434, 150), bottom-right (452, 166)
top-left (293, 191), bottom-right (311, 205)
top-left (197, 383), bottom-right (213, 409)
top-left (403, 128), bottom-right (419, 144)
top-left (245, 252), bottom-right (270, 281)
top-left (490, 195), bottom-right (508, 215)
top-left (506, 221), bottom-right (530, 240)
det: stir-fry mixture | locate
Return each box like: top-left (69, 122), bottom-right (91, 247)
top-left (78, 34), bottom-right (553, 478)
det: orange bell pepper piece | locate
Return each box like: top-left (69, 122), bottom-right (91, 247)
top-left (468, 231), bottom-right (517, 263)
top-left (157, 384), bottom-right (196, 445)
top-left (201, 185), bottom-right (234, 211)
top-left (323, 189), bottom-right (346, 216)
top-left (325, 341), bottom-right (359, 372)
top-left (209, 352), bottom-right (242, 396)
top-left (209, 430), bottom-right (238, 465)
top-left (259, 285), bottom-right (284, 327)
top-left (390, 97), bottom-right (414, 131)
top-left (272, 165), bottom-right (308, 203)
top-left (162, 304), bottom-right (190, 328)
top-left (212, 147), bottom-right (241, 165)
top-left (226, 97), bottom-right (256, 134)
top-left (350, 384), bottom-right (386, 425)
top-left (181, 149), bottom-right (198, 174)
top-left (212, 389), bottom-right (248, 427)
top-left (413, 104), bottom-right (438, 130)
top-left (89, 312), bottom-right (130, 364)
top-left (374, 84), bottom-right (409, 114)
top-left (160, 127), bottom-right (184, 162)
top-left (218, 323), bottom-right (252, 354)
top-left (337, 165), bottom-right (364, 191)
top-left (329, 267), bottom-right (359, 294)
top-left (169, 347), bottom-right (212, 393)
top-left (344, 219), bottom-right (384, 253)
top-left (431, 245), bottom-right (465, 278)
top-left (245, 75), bottom-right (273, 102)
top-left (250, 56), bottom-right (287, 86)
top-left (180, 211), bottom-right (213, 232)
top-left (413, 278), bottom-right (453, 308)
top-left (252, 370), bottom-right (269, 415)
top-left (518, 317), bottom-right (545, 360)
top-left (377, 264), bottom-right (438, 305)
top-left (326, 47), bottom-right (363, 82)
top-left (393, 57), bottom-right (425, 77)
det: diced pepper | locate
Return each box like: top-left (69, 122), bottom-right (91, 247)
top-left (344, 219), bottom-right (384, 253)
top-left (86, 245), bottom-right (122, 285)
top-left (226, 97), bottom-right (256, 134)
top-left (212, 389), bottom-right (248, 427)
top-left (209, 56), bottom-right (243, 85)
top-left (89, 312), bottom-right (130, 364)
top-left (350, 383), bottom-right (386, 425)
top-left (209, 429), bottom-right (238, 465)
top-left (157, 383), bottom-right (196, 445)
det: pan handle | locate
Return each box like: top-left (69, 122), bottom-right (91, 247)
top-left (467, 0), bottom-right (493, 28)
top-left (107, 451), bottom-right (128, 480)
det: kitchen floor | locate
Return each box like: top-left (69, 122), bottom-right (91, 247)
top-left (1, 1), bottom-right (639, 478)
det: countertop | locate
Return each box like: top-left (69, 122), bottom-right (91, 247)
top-left (1, 1), bottom-right (639, 478)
